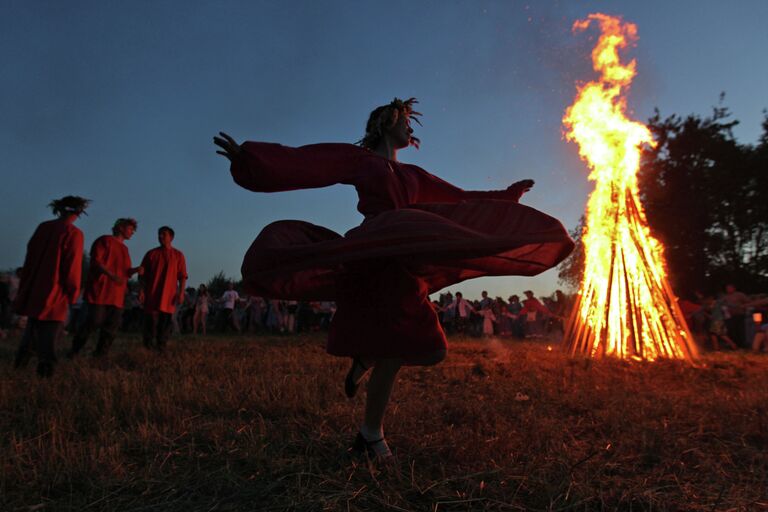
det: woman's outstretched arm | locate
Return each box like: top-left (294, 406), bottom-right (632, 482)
top-left (214, 132), bottom-right (366, 193)
top-left (410, 165), bottom-right (534, 204)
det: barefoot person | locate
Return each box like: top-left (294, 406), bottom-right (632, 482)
top-left (13, 196), bottom-right (88, 377)
top-left (139, 226), bottom-right (187, 352)
top-left (69, 218), bottom-right (143, 358)
top-left (214, 98), bottom-right (573, 457)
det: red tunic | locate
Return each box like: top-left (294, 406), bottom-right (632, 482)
top-left (84, 235), bottom-right (132, 308)
top-left (13, 219), bottom-right (84, 322)
top-left (230, 142), bottom-right (574, 358)
top-left (140, 247), bottom-right (187, 314)
top-left (522, 297), bottom-right (550, 316)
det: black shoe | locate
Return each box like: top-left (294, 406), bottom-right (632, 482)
top-left (344, 357), bottom-right (370, 398)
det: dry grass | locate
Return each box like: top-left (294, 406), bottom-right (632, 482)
top-left (1, 332), bottom-right (767, 511)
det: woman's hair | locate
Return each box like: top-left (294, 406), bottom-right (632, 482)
top-left (358, 97), bottom-right (422, 150)
top-left (198, 284), bottom-right (208, 296)
top-left (112, 218), bottom-right (138, 235)
top-left (49, 196), bottom-right (90, 217)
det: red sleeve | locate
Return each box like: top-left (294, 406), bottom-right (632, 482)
top-left (177, 251), bottom-right (188, 280)
top-left (122, 245), bottom-right (132, 278)
top-left (231, 142), bottom-right (366, 193)
top-left (139, 252), bottom-right (151, 286)
top-left (678, 300), bottom-right (701, 316)
top-left (91, 237), bottom-right (108, 268)
top-left (61, 228), bottom-right (84, 303)
top-left (410, 166), bottom-right (523, 204)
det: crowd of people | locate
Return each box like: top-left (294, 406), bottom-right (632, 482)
top-left (3, 272), bottom-right (569, 343)
top-left (0, 196), bottom-right (768, 376)
top-left (160, 289), bottom-right (337, 336)
top-left (2, 196), bottom-right (766, 380)
top-left (433, 289), bottom-right (568, 339)
top-left (680, 285), bottom-right (768, 352)
top-left (2, 196), bottom-right (188, 377)
top-left (156, 288), bottom-right (565, 339)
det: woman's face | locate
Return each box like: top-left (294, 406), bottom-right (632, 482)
top-left (386, 111), bottom-right (413, 149)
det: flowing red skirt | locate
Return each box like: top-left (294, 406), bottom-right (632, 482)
top-left (241, 199), bottom-right (573, 357)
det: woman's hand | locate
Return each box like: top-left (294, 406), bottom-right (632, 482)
top-left (213, 132), bottom-right (242, 162)
top-left (507, 179), bottom-right (534, 201)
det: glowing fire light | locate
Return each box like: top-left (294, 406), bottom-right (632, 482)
top-left (562, 13), bottom-right (698, 362)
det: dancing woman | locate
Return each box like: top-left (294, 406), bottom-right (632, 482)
top-left (214, 98), bottom-right (573, 458)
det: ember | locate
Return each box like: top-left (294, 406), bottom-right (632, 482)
top-left (562, 13), bottom-right (698, 362)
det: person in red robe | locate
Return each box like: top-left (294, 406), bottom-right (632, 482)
top-left (69, 218), bottom-right (143, 358)
top-left (521, 290), bottom-right (553, 338)
top-left (13, 196), bottom-right (89, 377)
top-left (139, 226), bottom-right (187, 352)
top-left (214, 98), bottom-right (574, 458)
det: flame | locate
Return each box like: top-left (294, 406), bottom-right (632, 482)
top-left (563, 13), bottom-right (698, 362)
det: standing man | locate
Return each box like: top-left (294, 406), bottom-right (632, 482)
top-left (218, 281), bottom-right (241, 333)
top-left (140, 226), bottom-right (187, 352)
top-left (13, 196), bottom-right (89, 377)
top-left (445, 292), bottom-right (476, 334)
top-left (69, 218), bottom-right (142, 358)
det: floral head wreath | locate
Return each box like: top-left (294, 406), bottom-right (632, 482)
top-left (48, 195), bottom-right (91, 217)
top-left (358, 97), bottom-right (422, 150)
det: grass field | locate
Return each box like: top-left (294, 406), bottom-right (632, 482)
top-left (1, 332), bottom-right (767, 511)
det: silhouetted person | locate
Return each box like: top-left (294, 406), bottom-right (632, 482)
top-left (215, 97), bottom-right (572, 458)
top-left (139, 226), bottom-right (187, 352)
top-left (13, 196), bottom-right (89, 377)
top-left (217, 281), bottom-right (241, 333)
top-left (69, 218), bottom-right (142, 358)
top-left (723, 283), bottom-right (749, 347)
top-left (521, 290), bottom-right (551, 338)
top-left (192, 284), bottom-right (210, 335)
top-left (444, 291), bottom-right (476, 334)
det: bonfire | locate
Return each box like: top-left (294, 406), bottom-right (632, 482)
top-left (562, 13), bottom-right (698, 362)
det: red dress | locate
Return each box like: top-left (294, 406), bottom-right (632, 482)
top-left (84, 235), bottom-right (132, 308)
top-left (13, 219), bottom-right (84, 322)
top-left (230, 142), bottom-right (574, 358)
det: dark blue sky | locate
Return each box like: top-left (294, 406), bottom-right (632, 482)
top-left (2, 0), bottom-right (766, 299)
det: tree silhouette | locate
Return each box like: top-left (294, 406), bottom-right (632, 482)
top-left (206, 270), bottom-right (241, 298)
top-left (640, 98), bottom-right (768, 294)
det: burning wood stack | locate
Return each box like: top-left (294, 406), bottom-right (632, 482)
top-left (562, 13), bottom-right (698, 362)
